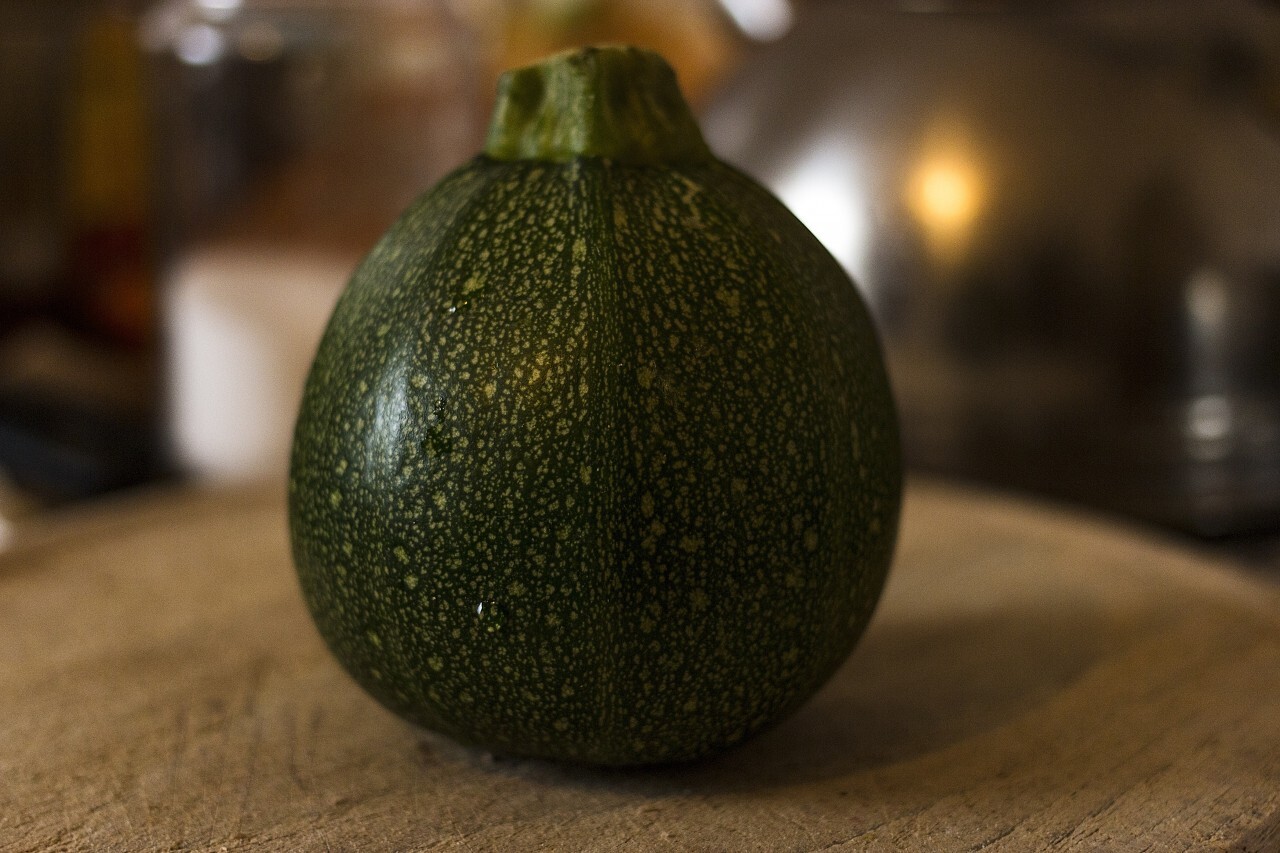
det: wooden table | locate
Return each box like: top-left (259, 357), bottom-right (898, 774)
top-left (3, 480), bottom-right (1277, 851)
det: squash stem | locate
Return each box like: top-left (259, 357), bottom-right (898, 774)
top-left (483, 45), bottom-right (712, 165)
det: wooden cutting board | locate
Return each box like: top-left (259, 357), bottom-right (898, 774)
top-left (2, 480), bottom-right (1277, 851)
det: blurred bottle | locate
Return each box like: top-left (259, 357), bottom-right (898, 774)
top-left (144, 0), bottom-right (489, 482)
top-left (66, 5), bottom-right (158, 353)
top-left (0, 2), bottom-right (166, 505)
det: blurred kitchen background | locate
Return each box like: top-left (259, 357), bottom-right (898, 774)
top-left (1, 0), bottom-right (1278, 562)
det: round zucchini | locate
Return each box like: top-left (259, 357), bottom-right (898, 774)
top-left (289, 46), bottom-right (901, 765)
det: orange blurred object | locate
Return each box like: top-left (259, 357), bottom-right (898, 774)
top-left (478, 0), bottom-right (740, 106)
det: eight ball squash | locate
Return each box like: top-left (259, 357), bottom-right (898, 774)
top-left (289, 45), bottom-right (901, 765)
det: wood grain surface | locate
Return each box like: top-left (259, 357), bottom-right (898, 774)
top-left (2, 480), bottom-right (1277, 852)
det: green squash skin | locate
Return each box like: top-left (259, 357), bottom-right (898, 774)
top-left (289, 154), bottom-right (901, 766)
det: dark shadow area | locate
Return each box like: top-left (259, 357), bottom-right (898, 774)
top-left (416, 595), bottom-right (1158, 795)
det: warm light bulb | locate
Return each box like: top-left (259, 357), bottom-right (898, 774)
top-left (906, 134), bottom-right (985, 265)
top-left (914, 160), bottom-right (979, 229)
